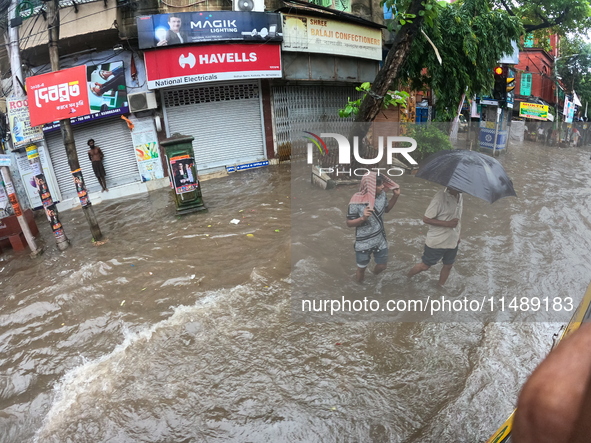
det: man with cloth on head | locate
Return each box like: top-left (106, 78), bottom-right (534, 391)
top-left (346, 171), bottom-right (400, 283)
top-left (407, 186), bottom-right (463, 286)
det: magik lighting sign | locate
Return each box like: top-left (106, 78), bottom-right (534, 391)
top-left (137, 12), bottom-right (283, 49)
top-left (305, 132), bottom-right (417, 177)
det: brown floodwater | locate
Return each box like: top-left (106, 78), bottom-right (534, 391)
top-left (1, 138), bottom-right (591, 442)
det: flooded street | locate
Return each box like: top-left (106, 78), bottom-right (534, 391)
top-left (2, 140), bottom-right (591, 442)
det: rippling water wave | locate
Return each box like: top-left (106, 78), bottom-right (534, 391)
top-left (1, 142), bottom-right (590, 442)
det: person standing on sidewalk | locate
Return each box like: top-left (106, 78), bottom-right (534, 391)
top-left (407, 186), bottom-right (463, 286)
top-left (346, 172), bottom-right (400, 283)
top-left (87, 139), bottom-right (108, 192)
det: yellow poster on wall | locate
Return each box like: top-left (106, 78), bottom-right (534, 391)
top-left (519, 102), bottom-right (549, 120)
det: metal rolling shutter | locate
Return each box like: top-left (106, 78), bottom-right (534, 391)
top-left (45, 117), bottom-right (139, 200)
top-left (271, 84), bottom-right (360, 161)
top-left (163, 81), bottom-right (265, 171)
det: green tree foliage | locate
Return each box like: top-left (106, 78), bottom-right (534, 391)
top-left (406, 124), bottom-right (453, 161)
top-left (494, 0), bottom-right (591, 34)
top-left (555, 36), bottom-right (591, 104)
top-left (400, 0), bottom-right (523, 120)
top-left (339, 82), bottom-right (409, 118)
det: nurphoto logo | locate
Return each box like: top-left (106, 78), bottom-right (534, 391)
top-left (304, 132), bottom-right (418, 177)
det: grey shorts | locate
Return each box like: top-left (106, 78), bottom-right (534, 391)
top-left (422, 245), bottom-right (458, 266)
top-left (356, 247), bottom-right (388, 268)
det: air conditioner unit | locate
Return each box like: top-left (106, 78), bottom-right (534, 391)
top-left (128, 91), bottom-right (157, 113)
top-left (233, 0), bottom-right (264, 12)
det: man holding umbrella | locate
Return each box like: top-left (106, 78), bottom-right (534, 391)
top-left (407, 187), bottom-right (463, 286)
top-left (407, 149), bottom-right (516, 285)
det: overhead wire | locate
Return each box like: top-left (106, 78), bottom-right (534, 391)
top-left (19, 10), bottom-right (45, 49)
top-left (17, 3), bottom-right (120, 46)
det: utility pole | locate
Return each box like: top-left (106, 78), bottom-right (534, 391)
top-left (47, 0), bottom-right (102, 241)
top-left (2, 0), bottom-right (44, 254)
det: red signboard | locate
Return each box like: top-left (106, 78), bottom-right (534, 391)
top-left (144, 43), bottom-right (282, 89)
top-left (26, 66), bottom-right (91, 127)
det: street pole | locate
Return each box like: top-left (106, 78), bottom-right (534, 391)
top-left (0, 163), bottom-right (40, 252)
top-left (47, 0), bottom-right (102, 241)
top-left (3, 0), bottom-right (44, 254)
top-left (492, 106), bottom-right (501, 156)
top-left (450, 91), bottom-right (466, 142)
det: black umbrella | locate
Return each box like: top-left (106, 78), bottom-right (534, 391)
top-left (415, 149), bottom-right (517, 203)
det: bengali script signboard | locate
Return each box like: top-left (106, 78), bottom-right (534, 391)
top-left (26, 66), bottom-right (90, 127)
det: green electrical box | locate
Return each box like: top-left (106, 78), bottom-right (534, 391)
top-left (161, 134), bottom-right (207, 215)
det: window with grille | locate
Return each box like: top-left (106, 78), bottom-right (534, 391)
top-left (335, 0), bottom-right (351, 12)
top-left (310, 0), bottom-right (333, 7)
top-left (309, 0), bottom-right (351, 10)
top-left (520, 73), bottom-right (532, 96)
top-left (163, 83), bottom-right (259, 107)
top-left (524, 34), bottom-right (534, 48)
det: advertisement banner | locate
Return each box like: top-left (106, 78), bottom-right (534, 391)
top-left (15, 144), bottom-right (61, 209)
top-left (169, 154), bottom-right (198, 194)
top-left (34, 174), bottom-right (54, 209)
top-left (564, 100), bottom-right (575, 123)
top-left (26, 65), bottom-right (91, 127)
top-left (282, 14), bottom-right (382, 61)
top-left (137, 12), bottom-right (283, 49)
top-left (0, 183), bottom-right (9, 218)
top-left (144, 43), bottom-right (282, 89)
top-left (130, 117), bottom-right (165, 181)
top-left (43, 61), bottom-right (129, 132)
top-left (6, 98), bottom-right (44, 149)
top-left (26, 144), bottom-right (39, 161)
top-left (72, 169), bottom-right (90, 207)
top-left (43, 202), bottom-right (64, 238)
top-left (519, 102), bottom-right (549, 121)
top-left (4, 180), bottom-right (22, 217)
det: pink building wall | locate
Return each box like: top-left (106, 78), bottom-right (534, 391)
top-left (513, 34), bottom-right (559, 105)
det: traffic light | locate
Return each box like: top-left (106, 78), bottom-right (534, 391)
top-left (506, 76), bottom-right (515, 93)
top-left (492, 66), bottom-right (508, 102)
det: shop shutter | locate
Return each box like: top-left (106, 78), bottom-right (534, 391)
top-left (45, 117), bottom-right (139, 200)
top-left (163, 81), bottom-right (265, 172)
top-left (520, 73), bottom-right (532, 96)
top-left (271, 84), bottom-right (361, 161)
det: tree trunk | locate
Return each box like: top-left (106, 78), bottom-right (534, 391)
top-left (47, 0), bottom-right (102, 241)
top-left (354, 0), bottom-right (426, 124)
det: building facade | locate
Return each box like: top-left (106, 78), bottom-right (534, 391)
top-left (0, 0), bottom-right (388, 212)
top-left (513, 34), bottom-right (559, 108)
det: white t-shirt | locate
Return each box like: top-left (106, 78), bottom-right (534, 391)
top-left (424, 189), bottom-right (463, 249)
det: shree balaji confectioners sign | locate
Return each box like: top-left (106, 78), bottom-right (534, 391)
top-left (144, 43), bottom-right (282, 88)
top-left (26, 66), bottom-right (91, 127)
top-left (281, 15), bottom-right (382, 61)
